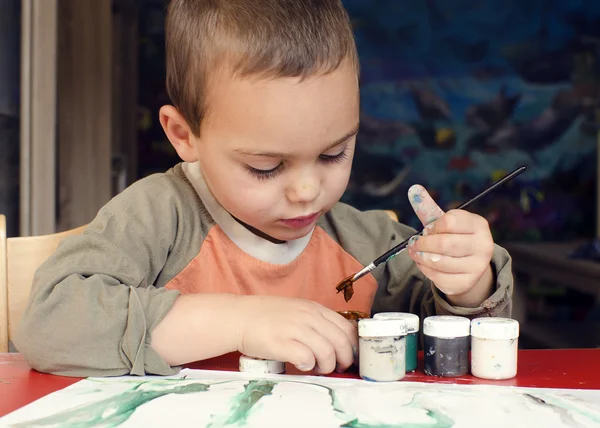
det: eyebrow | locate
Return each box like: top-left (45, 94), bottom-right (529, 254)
top-left (234, 124), bottom-right (360, 158)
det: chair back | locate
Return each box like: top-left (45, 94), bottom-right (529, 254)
top-left (0, 215), bottom-right (86, 352)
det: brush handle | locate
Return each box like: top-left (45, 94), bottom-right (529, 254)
top-left (372, 166), bottom-right (526, 267)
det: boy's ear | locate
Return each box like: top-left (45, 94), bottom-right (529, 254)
top-left (159, 105), bottom-right (198, 162)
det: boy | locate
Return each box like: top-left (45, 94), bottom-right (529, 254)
top-left (15, 0), bottom-right (513, 377)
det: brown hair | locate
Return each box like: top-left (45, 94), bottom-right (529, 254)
top-left (165, 0), bottom-right (359, 136)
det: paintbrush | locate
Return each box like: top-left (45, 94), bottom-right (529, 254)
top-left (336, 165), bottom-right (527, 302)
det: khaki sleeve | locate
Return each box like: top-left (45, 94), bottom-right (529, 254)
top-left (14, 174), bottom-right (187, 377)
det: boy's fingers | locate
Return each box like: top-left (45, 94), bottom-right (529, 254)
top-left (426, 210), bottom-right (488, 235)
top-left (414, 262), bottom-right (473, 295)
top-left (409, 234), bottom-right (475, 258)
top-left (410, 250), bottom-right (481, 274)
top-left (319, 313), bottom-right (357, 370)
top-left (325, 311), bottom-right (359, 349)
top-left (276, 340), bottom-right (315, 372)
top-left (289, 324), bottom-right (338, 375)
top-left (408, 185), bottom-right (445, 227)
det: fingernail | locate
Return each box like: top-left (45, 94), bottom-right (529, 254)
top-left (417, 251), bottom-right (424, 258)
top-left (430, 253), bottom-right (442, 262)
top-left (335, 363), bottom-right (344, 374)
top-left (296, 364), bottom-right (312, 372)
top-left (408, 236), bottom-right (419, 247)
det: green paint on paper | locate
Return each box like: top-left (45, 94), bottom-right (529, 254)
top-left (341, 407), bottom-right (454, 428)
top-left (11, 380), bottom-right (211, 428)
top-left (11, 376), bottom-right (599, 428)
top-left (208, 380), bottom-right (275, 427)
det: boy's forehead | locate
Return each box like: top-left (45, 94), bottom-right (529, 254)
top-left (232, 125), bottom-right (360, 157)
top-left (202, 65), bottom-right (359, 150)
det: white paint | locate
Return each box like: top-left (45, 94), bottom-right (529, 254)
top-left (3, 369), bottom-right (600, 427)
top-left (358, 318), bottom-right (406, 381)
top-left (471, 337), bottom-right (518, 380)
top-left (471, 318), bottom-right (520, 380)
top-left (239, 355), bottom-right (285, 374)
top-left (423, 315), bottom-right (470, 338)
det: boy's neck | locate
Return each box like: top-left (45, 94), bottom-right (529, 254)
top-left (230, 215), bottom-right (287, 245)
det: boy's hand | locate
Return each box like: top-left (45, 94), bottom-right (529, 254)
top-left (406, 185), bottom-right (494, 305)
top-left (234, 296), bottom-right (357, 374)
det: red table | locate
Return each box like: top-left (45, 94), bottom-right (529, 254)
top-left (2, 349), bottom-right (599, 417)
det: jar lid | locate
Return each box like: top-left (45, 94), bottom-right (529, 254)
top-left (358, 318), bottom-right (407, 337)
top-left (373, 312), bottom-right (420, 332)
top-left (423, 315), bottom-right (470, 338)
top-left (471, 317), bottom-right (519, 340)
top-left (239, 355), bottom-right (285, 374)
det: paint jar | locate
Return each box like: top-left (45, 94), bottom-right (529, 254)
top-left (470, 317), bottom-right (519, 380)
top-left (358, 318), bottom-right (407, 382)
top-left (337, 310), bottom-right (370, 327)
top-left (239, 355), bottom-right (285, 374)
top-left (423, 315), bottom-right (470, 377)
top-left (373, 312), bottom-right (420, 372)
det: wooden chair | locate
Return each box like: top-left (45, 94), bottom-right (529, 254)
top-left (0, 215), bottom-right (86, 352)
top-left (384, 210), bottom-right (398, 221)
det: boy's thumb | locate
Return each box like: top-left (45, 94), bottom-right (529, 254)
top-left (407, 184), bottom-right (445, 227)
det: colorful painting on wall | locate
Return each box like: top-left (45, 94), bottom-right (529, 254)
top-left (2, 369), bottom-right (600, 427)
top-left (342, 0), bottom-right (600, 242)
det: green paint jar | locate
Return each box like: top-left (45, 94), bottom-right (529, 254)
top-left (374, 312), bottom-right (420, 372)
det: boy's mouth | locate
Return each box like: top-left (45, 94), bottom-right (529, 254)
top-left (279, 212), bottom-right (320, 229)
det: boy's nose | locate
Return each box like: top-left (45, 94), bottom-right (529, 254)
top-left (287, 179), bottom-right (321, 203)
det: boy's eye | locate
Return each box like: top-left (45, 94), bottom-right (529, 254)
top-left (245, 163), bottom-right (284, 180)
top-left (319, 148), bottom-right (349, 164)
top-left (244, 148), bottom-right (349, 181)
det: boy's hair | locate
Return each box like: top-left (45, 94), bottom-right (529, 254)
top-left (165, 0), bottom-right (359, 136)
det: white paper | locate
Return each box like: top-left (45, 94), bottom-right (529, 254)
top-left (1, 368), bottom-right (600, 427)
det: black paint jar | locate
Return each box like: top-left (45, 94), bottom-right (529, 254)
top-left (423, 315), bottom-right (470, 377)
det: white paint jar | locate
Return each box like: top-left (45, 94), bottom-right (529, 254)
top-left (470, 317), bottom-right (519, 380)
top-left (239, 355), bottom-right (285, 374)
top-left (358, 318), bottom-right (407, 382)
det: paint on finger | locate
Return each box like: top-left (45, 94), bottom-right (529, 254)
top-left (408, 185), bottom-right (445, 226)
top-left (428, 253), bottom-right (442, 263)
top-left (423, 223), bottom-right (435, 236)
top-left (408, 235), bottom-right (419, 247)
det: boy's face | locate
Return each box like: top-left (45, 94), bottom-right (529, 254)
top-left (192, 64), bottom-right (359, 241)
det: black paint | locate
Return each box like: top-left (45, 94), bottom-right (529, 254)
top-left (423, 334), bottom-right (469, 377)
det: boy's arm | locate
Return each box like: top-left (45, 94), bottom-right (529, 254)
top-left (14, 174), bottom-right (197, 377)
